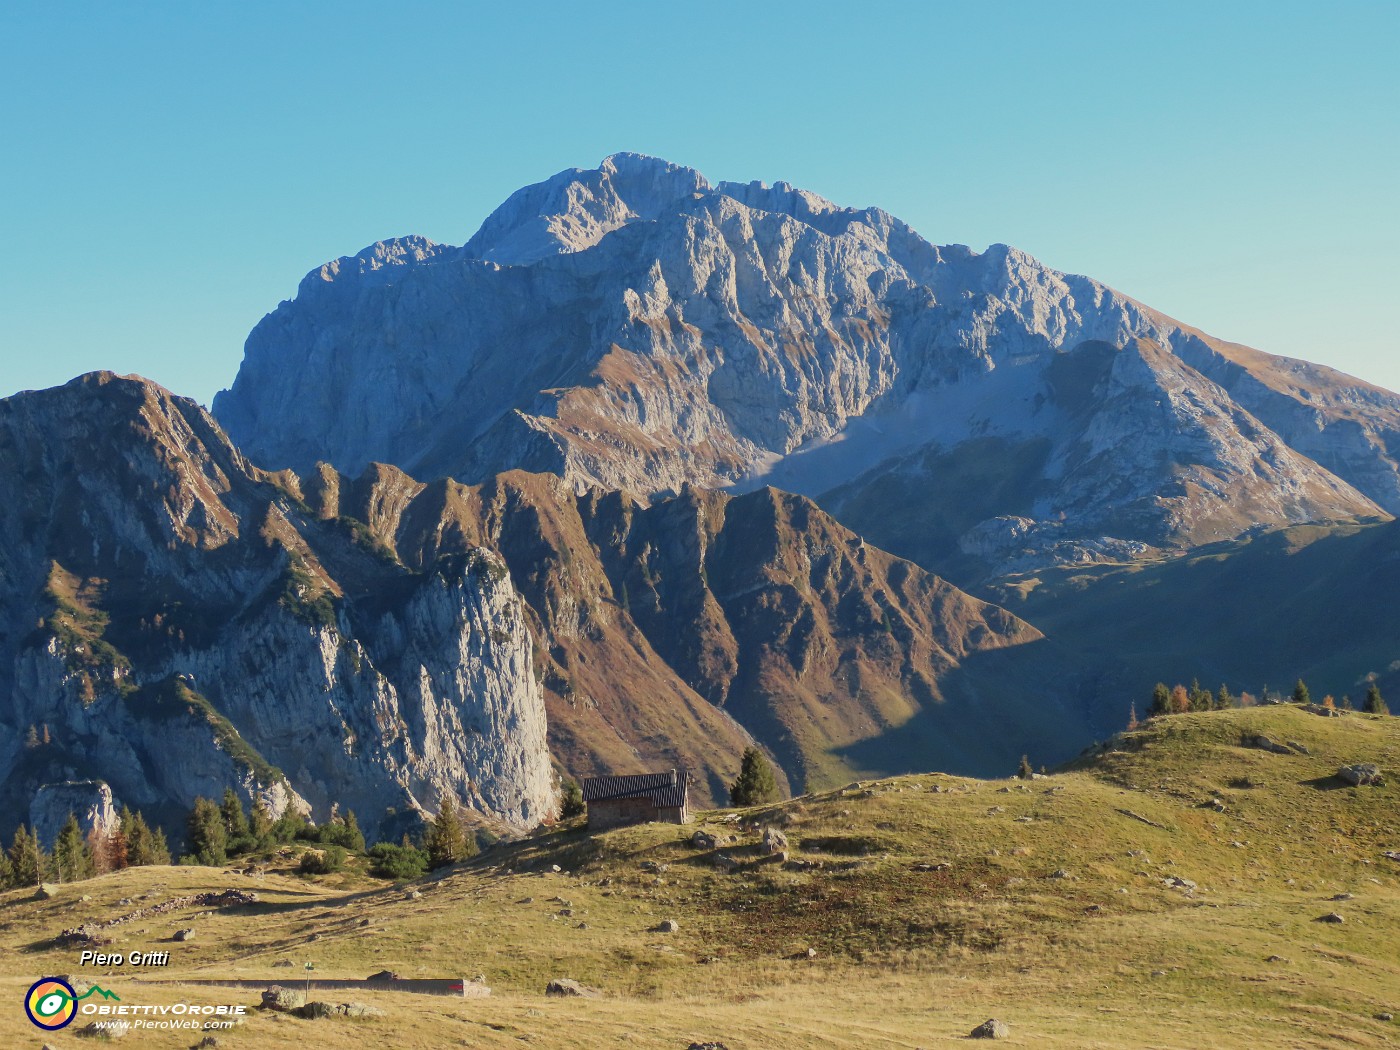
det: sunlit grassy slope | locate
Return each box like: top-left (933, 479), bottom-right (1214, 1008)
top-left (2, 706), bottom-right (1397, 1049)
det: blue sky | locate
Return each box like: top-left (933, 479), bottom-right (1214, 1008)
top-left (2, 2), bottom-right (1397, 404)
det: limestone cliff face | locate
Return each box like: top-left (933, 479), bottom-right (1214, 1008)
top-left (29, 780), bottom-right (118, 850)
top-left (214, 153), bottom-right (1396, 578)
top-left (0, 374), bottom-right (553, 838)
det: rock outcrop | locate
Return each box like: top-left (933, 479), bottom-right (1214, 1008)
top-left (29, 780), bottom-right (119, 849)
top-left (215, 153), bottom-right (1397, 580)
top-left (0, 373), bottom-right (553, 838)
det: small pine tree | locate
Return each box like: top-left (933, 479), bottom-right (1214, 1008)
top-left (560, 780), bottom-right (585, 819)
top-left (1340, 694), bottom-right (1354, 711)
top-left (8, 826), bottom-right (44, 886)
top-left (1126, 703), bottom-right (1140, 731)
top-left (186, 796), bottom-right (227, 866)
top-left (23, 724), bottom-right (39, 749)
top-left (1291, 679), bottom-right (1312, 705)
top-left (149, 827), bottom-right (172, 865)
top-left (53, 813), bottom-right (93, 883)
top-left (124, 809), bottom-right (155, 866)
top-left (1017, 754), bottom-right (1034, 779)
top-left (729, 748), bottom-right (779, 807)
top-left (1188, 678), bottom-right (1210, 712)
top-left (1364, 684), bottom-right (1389, 715)
top-left (1215, 684), bottom-right (1234, 710)
top-left (0, 848), bottom-right (13, 889)
top-left (426, 795), bottom-right (469, 868)
top-left (221, 788), bottom-right (250, 849)
top-left (342, 810), bottom-right (366, 852)
top-left (249, 798), bottom-right (274, 847)
top-left (1149, 683), bottom-right (1171, 717)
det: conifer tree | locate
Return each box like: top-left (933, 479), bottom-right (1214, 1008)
top-left (1340, 694), bottom-right (1354, 711)
top-left (729, 748), bottom-right (779, 806)
top-left (123, 808), bottom-right (155, 866)
top-left (0, 848), bottom-right (13, 889)
top-left (1017, 754), bottom-right (1034, 779)
top-left (149, 826), bottom-right (172, 865)
top-left (1189, 678), bottom-right (1210, 712)
top-left (1364, 684), bottom-right (1389, 715)
top-left (1215, 685), bottom-right (1233, 710)
top-left (427, 795), bottom-right (469, 868)
top-left (1126, 703), bottom-right (1140, 731)
top-left (560, 780), bottom-right (585, 819)
top-left (221, 788), bottom-right (252, 854)
top-left (23, 724), bottom-right (39, 749)
top-left (1149, 683), bottom-right (1171, 717)
top-left (249, 798), bottom-right (273, 846)
top-left (1291, 679), bottom-right (1312, 705)
top-left (186, 796), bottom-right (227, 866)
top-left (8, 826), bottom-right (44, 886)
top-left (53, 813), bottom-right (93, 883)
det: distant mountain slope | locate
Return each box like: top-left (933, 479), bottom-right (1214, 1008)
top-left (986, 517), bottom-right (1400, 711)
top-left (1, 374), bottom-right (1087, 839)
top-left (307, 464), bottom-right (1093, 793)
top-left (215, 153), bottom-right (1397, 577)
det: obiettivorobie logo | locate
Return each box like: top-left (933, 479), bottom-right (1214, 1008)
top-left (24, 977), bottom-right (120, 1030)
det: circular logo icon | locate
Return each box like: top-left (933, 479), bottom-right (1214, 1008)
top-left (25, 977), bottom-right (77, 1030)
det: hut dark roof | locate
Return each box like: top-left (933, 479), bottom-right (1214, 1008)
top-left (580, 770), bottom-right (687, 808)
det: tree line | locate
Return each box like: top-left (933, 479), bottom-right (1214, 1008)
top-left (1, 806), bottom-right (170, 889)
top-left (1, 788), bottom-right (490, 892)
top-left (1136, 677), bottom-right (1389, 725)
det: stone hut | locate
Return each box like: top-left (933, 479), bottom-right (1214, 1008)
top-left (580, 770), bottom-right (689, 829)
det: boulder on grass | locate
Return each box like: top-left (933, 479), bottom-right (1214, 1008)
top-left (970, 1018), bottom-right (1010, 1039)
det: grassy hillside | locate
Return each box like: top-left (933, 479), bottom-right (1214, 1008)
top-left (2, 706), bottom-right (1396, 1048)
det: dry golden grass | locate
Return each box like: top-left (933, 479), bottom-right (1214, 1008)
top-left (2, 706), bottom-right (1397, 1048)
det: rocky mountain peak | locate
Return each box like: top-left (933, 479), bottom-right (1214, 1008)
top-left (214, 155), bottom-right (1400, 581)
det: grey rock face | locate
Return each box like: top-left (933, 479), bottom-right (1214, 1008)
top-left (0, 374), bottom-right (554, 838)
top-left (30, 780), bottom-right (118, 849)
top-left (216, 153), bottom-right (1397, 577)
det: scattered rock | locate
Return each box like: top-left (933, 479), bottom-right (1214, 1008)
top-left (1163, 876), bottom-right (1197, 891)
top-left (545, 978), bottom-right (600, 998)
top-left (1317, 912), bottom-right (1345, 924)
top-left (1049, 868), bottom-right (1071, 880)
top-left (36, 883), bottom-right (60, 900)
top-left (551, 864), bottom-right (562, 873)
top-left (272, 960), bottom-right (293, 968)
top-left (293, 1001), bottom-right (384, 1020)
top-left (406, 890), bottom-right (423, 900)
top-left (655, 919), bottom-right (679, 933)
top-left (1338, 764), bottom-right (1385, 787)
top-left (192, 1038), bottom-right (221, 1049)
top-left (1242, 734), bottom-right (1292, 755)
top-left (687, 1043), bottom-right (730, 1050)
top-left (970, 1018), bottom-right (1010, 1039)
top-left (1265, 955), bottom-right (1286, 963)
top-left (1330, 893), bottom-right (1355, 902)
top-left (690, 830), bottom-right (718, 850)
top-left (1286, 740), bottom-right (1311, 754)
top-left (260, 987), bottom-right (305, 1012)
top-left (174, 928), bottom-right (195, 942)
top-left (761, 827), bottom-right (788, 854)
top-left (1375, 1012), bottom-right (1393, 1022)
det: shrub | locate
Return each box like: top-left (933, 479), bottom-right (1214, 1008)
top-left (367, 842), bottom-right (429, 881)
top-left (298, 844), bottom-right (346, 875)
